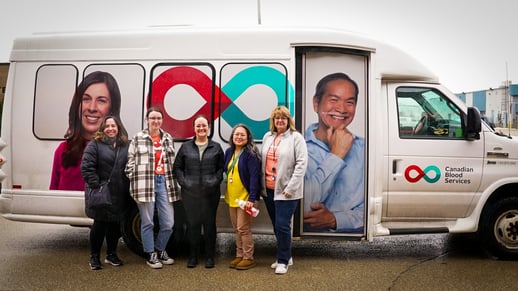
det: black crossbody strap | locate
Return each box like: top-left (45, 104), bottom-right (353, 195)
top-left (105, 147), bottom-right (120, 184)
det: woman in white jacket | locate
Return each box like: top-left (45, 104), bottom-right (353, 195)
top-left (261, 106), bottom-right (307, 275)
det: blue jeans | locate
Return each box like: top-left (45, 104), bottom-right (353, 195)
top-left (137, 175), bottom-right (175, 253)
top-left (264, 188), bottom-right (298, 265)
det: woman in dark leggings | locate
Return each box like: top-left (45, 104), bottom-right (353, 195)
top-left (81, 116), bottom-right (130, 270)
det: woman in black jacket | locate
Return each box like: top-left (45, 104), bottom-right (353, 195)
top-left (81, 115), bottom-right (130, 270)
top-left (173, 115), bottom-right (224, 268)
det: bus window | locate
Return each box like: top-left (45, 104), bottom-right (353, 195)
top-left (34, 65), bottom-right (78, 139)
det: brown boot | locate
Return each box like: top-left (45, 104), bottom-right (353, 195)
top-left (229, 257), bottom-right (242, 269)
top-left (235, 259), bottom-right (256, 270)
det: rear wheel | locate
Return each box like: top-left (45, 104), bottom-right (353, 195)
top-left (480, 197), bottom-right (518, 260)
top-left (120, 204), bottom-right (145, 257)
top-left (120, 200), bottom-right (189, 258)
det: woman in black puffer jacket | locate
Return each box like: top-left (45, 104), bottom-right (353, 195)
top-left (173, 115), bottom-right (224, 269)
top-left (81, 116), bottom-right (130, 270)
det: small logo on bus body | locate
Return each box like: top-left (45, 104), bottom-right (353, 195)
top-left (404, 165), bottom-right (441, 183)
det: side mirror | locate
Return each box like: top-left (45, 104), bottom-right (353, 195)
top-left (465, 107), bottom-right (481, 140)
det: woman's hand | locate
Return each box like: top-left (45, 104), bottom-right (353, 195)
top-left (245, 200), bottom-right (254, 211)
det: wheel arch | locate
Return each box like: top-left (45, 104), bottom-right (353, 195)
top-left (479, 182), bottom-right (518, 220)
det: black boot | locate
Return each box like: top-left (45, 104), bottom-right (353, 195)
top-left (205, 257), bottom-right (215, 268)
top-left (187, 257), bottom-right (198, 268)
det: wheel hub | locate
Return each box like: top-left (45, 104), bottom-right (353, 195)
top-left (494, 210), bottom-right (518, 248)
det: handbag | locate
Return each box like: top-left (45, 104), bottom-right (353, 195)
top-left (88, 183), bottom-right (112, 208)
top-left (87, 147), bottom-right (120, 209)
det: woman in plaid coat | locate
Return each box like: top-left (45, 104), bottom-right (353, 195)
top-left (125, 107), bottom-right (180, 269)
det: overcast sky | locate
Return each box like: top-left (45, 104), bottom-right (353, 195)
top-left (1, 0), bottom-right (516, 93)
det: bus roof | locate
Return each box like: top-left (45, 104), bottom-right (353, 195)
top-left (10, 25), bottom-right (437, 83)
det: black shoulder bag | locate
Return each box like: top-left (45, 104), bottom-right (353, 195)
top-left (87, 147), bottom-right (120, 209)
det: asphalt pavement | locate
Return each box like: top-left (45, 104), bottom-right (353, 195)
top-left (1, 217), bottom-right (518, 290)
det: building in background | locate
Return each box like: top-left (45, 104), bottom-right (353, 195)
top-left (457, 82), bottom-right (518, 128)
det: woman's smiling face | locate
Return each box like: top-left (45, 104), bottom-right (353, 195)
top-left (81, 82), bottom-right (111, 139)
top-left (232, 126), bottom-right (248, 148)
top-left (194, 116), bottom-right (209, 139)
top-left (103, 118), bottom-right (118, 139)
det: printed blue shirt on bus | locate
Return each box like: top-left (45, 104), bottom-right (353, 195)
top-left (303, 122), bottom-right (365, 233)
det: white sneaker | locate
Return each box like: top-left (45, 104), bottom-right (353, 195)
top-left (146, 252), bottom-right (163, 269)
top-left (275, 263), bottom-right (288, 275)
top-left (270, 257), bottom-right (293, 269)
top-left (158, 250), bottom-right (174, 265)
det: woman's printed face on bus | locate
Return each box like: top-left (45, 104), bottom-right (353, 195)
top-left (103, 118), bottom-right (118, 139)
top-left (81, 82), bottom-right (111, 139)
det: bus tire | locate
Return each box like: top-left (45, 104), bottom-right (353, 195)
top-left (166, 200), bottom-right (189, 257)
top-left (120, 200), bottom-right (189, 258)
top-left (120, 204), bottom-right (145, 258)
top-left (480, 196), bottom-right (518, 260)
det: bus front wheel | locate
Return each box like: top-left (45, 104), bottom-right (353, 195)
top-left (480, 196), bottom-right (518, 260)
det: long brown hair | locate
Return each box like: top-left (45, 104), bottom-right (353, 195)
top-left (62, 71), bottom-right (121, 167)
top-left (93, 115), bottom-right (129, 145)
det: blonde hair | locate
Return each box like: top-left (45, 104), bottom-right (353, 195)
top-left (269, 106), bottom-right (297, 133)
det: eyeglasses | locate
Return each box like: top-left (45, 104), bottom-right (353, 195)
top-left (148, 117), bottom-right (163, 121)
top-left (274, 117), bottom-right (287, 121)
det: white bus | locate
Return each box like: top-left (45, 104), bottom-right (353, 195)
top-left (1, 26), bottom-right (517, 259)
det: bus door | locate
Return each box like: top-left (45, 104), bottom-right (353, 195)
top-left (296, 47), bottom-right (369, 238)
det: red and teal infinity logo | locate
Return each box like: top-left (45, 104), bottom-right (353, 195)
top-left (404, 165), bottom-right (441, 183)
top-left (150, 65), bottom-right (294, 139)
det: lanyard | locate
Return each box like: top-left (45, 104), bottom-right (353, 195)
top-left (228, 148), bottom-right (244, 175)
top-left (156, 149), bottom-right (164, 171)
top-left (269, 134), bottom-right (281, 161)
top-left (153, 136), bottom-right (165, 171)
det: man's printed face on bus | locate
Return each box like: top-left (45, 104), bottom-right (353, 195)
top-left (81, 82), bottom-right (111, 139)
top-left (313, 79), bottom-right (357, 130)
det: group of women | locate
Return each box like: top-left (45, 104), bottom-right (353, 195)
top-left (53, 71), bottom-right (308, 275)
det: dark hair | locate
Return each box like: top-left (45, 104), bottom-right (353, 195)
top-left (146, 107), bottom-right (163, 119)
top-left (192, 114), bottom-right (210, 127)
top-left (229, 124), bottom-right (260, 158)
top-left (62, 71), bottom-right (121, 168)
top-left (314, 72), bottom-right (359, 104)
top-left (93, 115), bottom-right (129, 145)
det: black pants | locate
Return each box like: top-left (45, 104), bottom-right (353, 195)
top-left (90, 220), bottom-right (120, 256)
top-left (182, 192), bottom-right (219, 259)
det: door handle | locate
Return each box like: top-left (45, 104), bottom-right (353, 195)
top-left (392, 159), bottom-right (398, 174)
